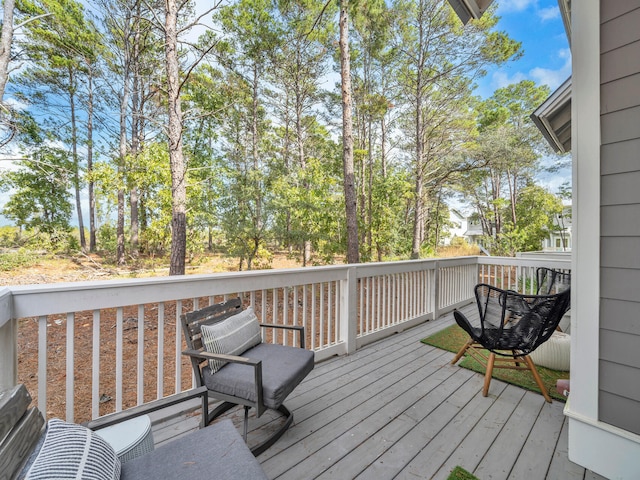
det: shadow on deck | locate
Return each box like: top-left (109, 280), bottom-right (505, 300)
top-left (148, 304), bottom-right (604, 480)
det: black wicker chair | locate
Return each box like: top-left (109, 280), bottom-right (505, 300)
top-left (536, 267), bottom-right (571, 295)
top-left (450, 269), bottom-right (571, 402)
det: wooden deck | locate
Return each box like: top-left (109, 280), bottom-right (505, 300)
top-left (148, 304), bottom-right (605, 480)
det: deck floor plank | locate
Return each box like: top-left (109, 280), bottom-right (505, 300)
top-left (472, 390), bottom-right (547, 480)
top-left (148, 305), bottom-right (599, 479)
top-left (509, 398), bottom-right (567, 480)
top-left (301, 367), bottom-right (478, 480)
top-left (546, 417), bottom-right (587, 480)
top-left (262, 349), bottom-right (460, 478)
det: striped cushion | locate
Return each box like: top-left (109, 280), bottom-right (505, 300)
top-left (201, 307), bottom-right (262, 373)
top-left (26, 419), bottom-right (121, 480)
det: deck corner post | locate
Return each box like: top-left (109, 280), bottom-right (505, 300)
top-left (0, 319), bottom-right (17, 391)
top-left (432, 260), bottom-right (440, 320)
top-left (340, 266), bottom-right (358, 355)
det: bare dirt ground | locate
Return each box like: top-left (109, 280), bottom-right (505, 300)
top-left (6, 253), bottom-right (305, 422)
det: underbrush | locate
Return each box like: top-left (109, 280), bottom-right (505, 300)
top-left (0, 249), bottom-right (39, 271)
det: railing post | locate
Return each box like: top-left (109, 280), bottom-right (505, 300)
top-left (340, 266), bottom-right (358, 355)
top-left (433, 260), bottom-right (440, 321)
top-left (0, 288), bottom-right (17, 391)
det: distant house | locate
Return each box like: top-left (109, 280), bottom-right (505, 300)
top-left (463, 217), bottom-right (485, 247)
top-left (442, 209), bottom-right (467, 245)
top-left (442, 209), bottom-right (486, 247)
top-left (542, 205), bottom-right (572, 252)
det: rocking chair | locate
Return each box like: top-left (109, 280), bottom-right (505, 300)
top-left (181, 298), bottom-right (314, 455)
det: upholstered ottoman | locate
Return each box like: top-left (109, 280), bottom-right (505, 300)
top-left (530, 331), bottom-right (571, 371)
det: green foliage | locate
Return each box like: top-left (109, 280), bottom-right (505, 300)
top-left (96, 223), bottom-right (117, 257)
top-left (3, 0), bottom-right (556, 268)
top-left (1, 145), bottom-right (74, 246)
top-left (0, 249), bottom-right (37, 271)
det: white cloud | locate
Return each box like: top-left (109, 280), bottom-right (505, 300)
top-left (492, 70), bottom-right (528, 90)
top-left (537, 6), bottom-right (560, 21)
top-left (530, 48), bottom-right (572, 90)
top-left (490, 47), bottom-right (571, 92)
top-left (498, 0), bottom-right (537, 13)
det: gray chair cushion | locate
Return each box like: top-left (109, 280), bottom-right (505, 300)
top-left (203, 343), bottom-right (315, 409)
top-left (120, 419), bottom-right (267, 480)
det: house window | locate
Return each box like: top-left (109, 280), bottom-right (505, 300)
top-left (556, 239), bottom-right (561, 248)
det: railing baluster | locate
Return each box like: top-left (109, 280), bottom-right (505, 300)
top-left (320, 283), bottom-right (325, 348)
top-left (358, 279), bottom-right (364, 334)
top-left (116, 307), bottom-right (123, 412)
top-left (38, 315), bottom-right (47, 417)
top-left (157, 302), bottom-right (164, 399)
top-left (174, 300), bottom-right (182, 394)
top-left (272, 288), bottom-right (278, 344)
top-left (66, 312), bottom-right (74, 422)
top-left (293, 287), bottom-right (299, 347)
top-left (137, 304), bottom-right (144, 405)
top-left (327, 282), bottom-right (332, 346)
top-left (283, 286), bottom-right (289, 346)
top-left (92, 310), bottom-right (100, 419)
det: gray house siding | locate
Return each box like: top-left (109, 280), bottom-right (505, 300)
top-left (599, 1), bottom-right (640, 435)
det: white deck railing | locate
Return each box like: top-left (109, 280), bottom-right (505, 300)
top-left (0, 255), bottom-right (570, 423)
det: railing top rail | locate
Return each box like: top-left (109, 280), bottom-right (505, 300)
top-left (355, 258), bottom-right (439, 277)
top-left (9, 266), bottom-right (349, 318)
top-left (477, 256), bottom-right (571, 269)
top-left (6, 256), bottom-right (571, 318)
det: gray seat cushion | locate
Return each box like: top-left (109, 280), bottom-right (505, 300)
top-left (203, 343), bottom-right (315, 409)
top-left (120, 419), bottom-right (267, 480)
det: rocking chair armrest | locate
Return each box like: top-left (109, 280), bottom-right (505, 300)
top-left (182, 349), bottom-right (264, 412)
top-left (84, 386), bottom-right (209, 430)
top-left (182, 348), bottom-right (262, 367)
top-left (259, 324), bottom-right (306, 349)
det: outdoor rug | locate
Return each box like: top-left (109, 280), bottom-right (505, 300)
top-left (422, 324), bottom-right (568, 401)
top-left (447, 466), bottom-right (479, 480)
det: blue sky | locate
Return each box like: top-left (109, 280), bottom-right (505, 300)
top-left (476, 0), bottom-right (572, 196)
top-left (477, 0), bottom-right (571, 99)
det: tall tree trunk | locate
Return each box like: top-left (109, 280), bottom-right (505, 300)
top-left (251, 63), bottom-right (262, 237)
top-left (166, 0), bottom-right (187, 276)
top-left (367, 116), bottom-right (373, 254)
top-left (87, 67), bottom-right (96, 252)
top-left (68, 67), bottom-right (86, 251)
top-left (117, 56), bottom-right (129, 266)
top-left (0, 0), bottom-right (14, 102)
top-left (295, 56), bottom-right (311, 267)
top-left (411, 78), bottom-right (424, 259)
top-left (129, 16), bottom-right (141, 259)
top-left (339, 0), bottom-right (359, 264)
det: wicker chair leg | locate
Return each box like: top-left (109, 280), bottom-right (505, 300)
top-left (451, 338), bottom-right (475, 365)
top-left (483, 352), bottom-right (495, 397)
top-left (524, 355), bottom-right (552, 403)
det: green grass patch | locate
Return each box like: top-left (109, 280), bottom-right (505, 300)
top-left (447, 466), bottom-right (479, 480)
top-left (422, 324), bottom-right (568, 401)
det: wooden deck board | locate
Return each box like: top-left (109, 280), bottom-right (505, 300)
top-left (148, 305), bottom-right (598, 479)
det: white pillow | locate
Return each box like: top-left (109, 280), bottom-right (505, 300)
top-left (201, 307), bottom-right (262, 373)
top-left (26, 419), bottom-right (121, 480)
